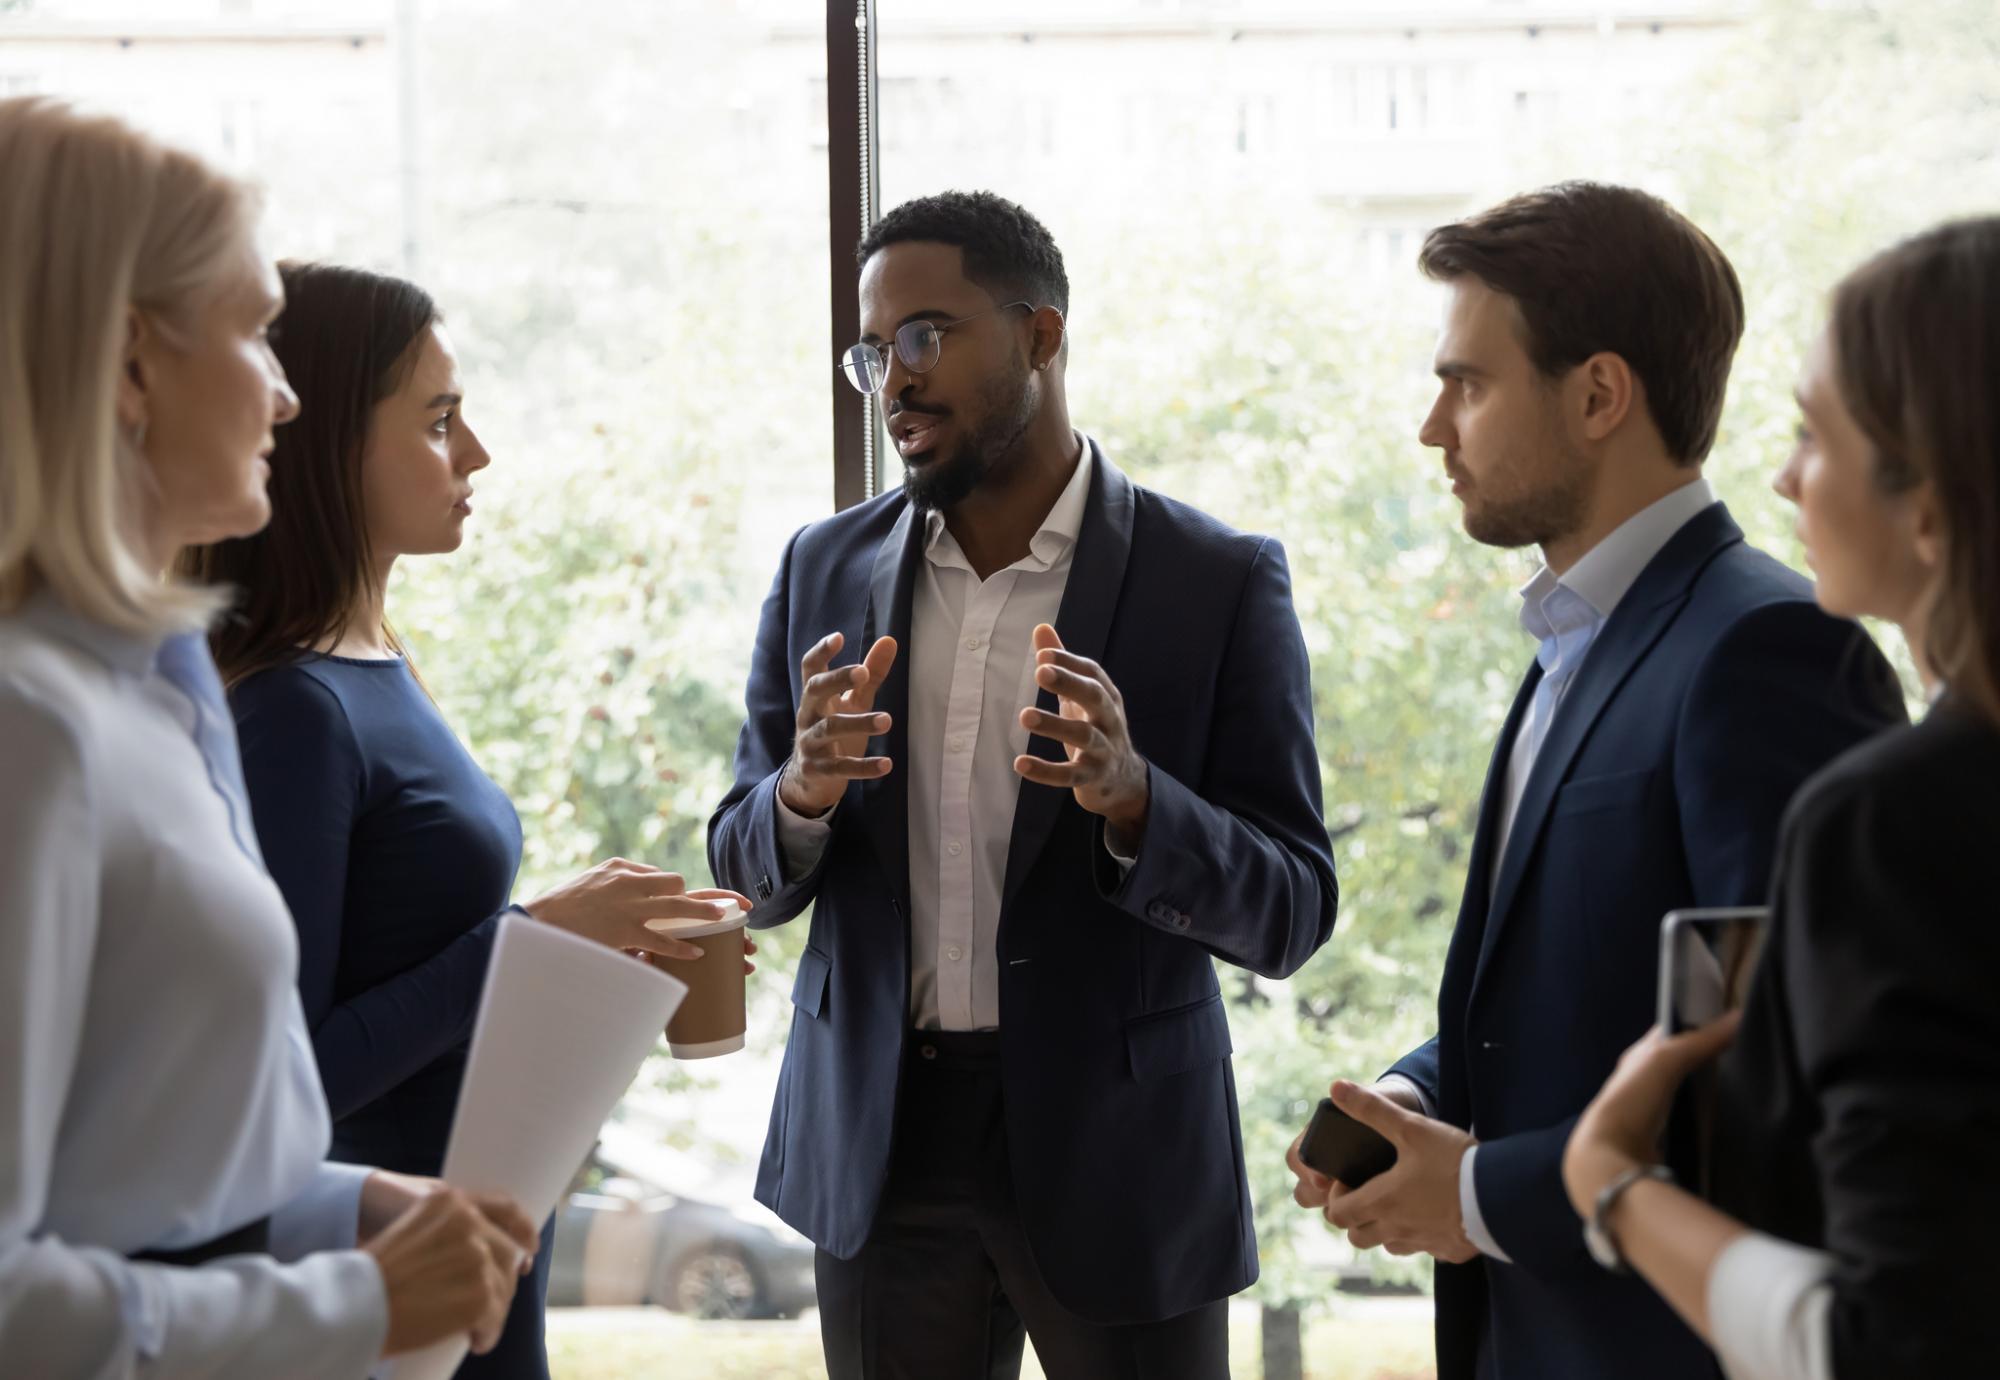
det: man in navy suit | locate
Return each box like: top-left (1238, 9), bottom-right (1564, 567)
top-left (709, 191), bottom-right (1339, 1378)
top-left (1284, 182), bottom-right (1905, 1379)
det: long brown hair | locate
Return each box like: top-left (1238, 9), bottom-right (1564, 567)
top-left (180, 261), bottom-right (439, 685)
top-left (1830, 217), bottom-right (2000, 724)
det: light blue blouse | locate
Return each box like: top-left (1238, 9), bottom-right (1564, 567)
top-left (0, 594), bottom-right (387, 1377)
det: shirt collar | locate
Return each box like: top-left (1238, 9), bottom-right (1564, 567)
top-left (924, 431), bottom-right (1094, 573)
top-left (1560, 477), bottom-right (1717, 618)
top-left (18, 588), bottom-right (167, 678)
top-left (1517, 477), bottom-right (1716, 647)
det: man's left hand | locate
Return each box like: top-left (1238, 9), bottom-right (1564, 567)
top-left (1319, 1080), bottom-right (1480, 1264)
top-left (1015, 623), bottom-right (1150, 853)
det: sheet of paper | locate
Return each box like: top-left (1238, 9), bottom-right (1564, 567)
top-left (389, 913), bottom-right (685, 1380)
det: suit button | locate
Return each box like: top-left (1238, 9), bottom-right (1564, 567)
top-left (756, 873), bottom-right (774, 900)
top-left (1173, 913), bottom-right (1191, 931)
top-left (1147, 900), bottom-right (1168, 922)
top-left (919, 1043), bottom-right (938, 1060)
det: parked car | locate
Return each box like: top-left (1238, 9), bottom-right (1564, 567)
top-left (546, 1144), bottom-right (816, 1320)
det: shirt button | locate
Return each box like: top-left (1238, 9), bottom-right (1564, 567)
top-left (948, 840), bottom-right (963, 856)
top-left (946, 946), bottom-right (963, 961)
top-left (919, 1043), bottom-right (938, 1060)
top-left (951, 736), bottom-right (966, 752)
top-left (966, 636), bottom-right (980, 650)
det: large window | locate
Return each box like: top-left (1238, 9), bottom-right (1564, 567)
top-left (10, 1), bottom-right (1996, 1376)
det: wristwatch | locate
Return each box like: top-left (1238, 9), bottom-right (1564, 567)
top-left (1584, 1163), bottom-right (1675, 1273)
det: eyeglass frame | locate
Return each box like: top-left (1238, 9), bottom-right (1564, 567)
top-left (838, 300), bottom-right (1039, 395)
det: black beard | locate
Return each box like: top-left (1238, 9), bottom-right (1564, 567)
top-left (901, 365), bottom-right (1037, 514)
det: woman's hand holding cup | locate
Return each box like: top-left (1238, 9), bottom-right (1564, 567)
top-left (523, 860), bottom-right (751, 961)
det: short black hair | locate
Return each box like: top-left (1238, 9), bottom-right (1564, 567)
top-left (857, 190), bottom-right (1069, 315)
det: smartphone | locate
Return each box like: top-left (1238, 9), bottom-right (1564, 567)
top-left (1657, 907), bottom-right (1769, 1034)
top-left (1298, 1097), bottom-right (1398, 1187)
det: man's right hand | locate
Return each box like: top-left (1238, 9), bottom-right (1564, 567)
top-left (1286, 1078), bottom-right (1426, 1211)
top-left (780, 632), bottom-right (898, 817)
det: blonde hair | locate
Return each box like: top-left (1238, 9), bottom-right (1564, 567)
top-left (0, 97), bottom-right (260, 635)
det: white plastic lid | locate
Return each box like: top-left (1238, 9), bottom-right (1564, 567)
top-left (644, 901), bottom-right (748, 938)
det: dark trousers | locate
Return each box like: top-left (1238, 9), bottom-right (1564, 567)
top-left (816, 1030), bottom-right (1230, 1380)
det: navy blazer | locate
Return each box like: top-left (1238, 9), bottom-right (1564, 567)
top-left (707, 443), bottom-right (1339, 1324)
top-left (1387, 503), bottom-right (1905, 1380)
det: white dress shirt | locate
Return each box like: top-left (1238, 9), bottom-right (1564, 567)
top-left (0, 594), bottom-right (387, 1378)
top-left (777, 435), bottom-right (1121, 1030)
top-left (1383, 478), bottom-right (1718, 1264)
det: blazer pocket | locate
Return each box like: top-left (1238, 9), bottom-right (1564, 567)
top-left (792, 945), bottom-right (830, 1020)
top-left (1126, 992), bottom-right (1233, 1083)
top-left (1553, 767), bottom-right (1656, 818)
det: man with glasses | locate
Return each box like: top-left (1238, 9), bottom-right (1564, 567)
top-left (710, 190), bottom-right (1339, 1377)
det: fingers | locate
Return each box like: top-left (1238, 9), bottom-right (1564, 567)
top-left (804, 711), bottom-right (893, 742)
top-left (799, 631), bottom-right (844, 685)
top-left (1019, 707), bottom-right (1102, 752)
top-left (684, 888), bottom-right (754, 914)
top-left (801, 663), bottom-right (873, 722)
top-left (1032, 622), bottom-right (1064, 655)
top-left (469, 1191), bottom-right (539, 1262)
top-left (1286, 1131), bottom-right (1332, 1209)
top-left (1673, 1009), bottom-right (1744, 1063)
top-left (1032, 662), bottom-right (1115, 713)
top-left (636, 895), bottom-right (732, 925)
top-left (1329, 1079), bottom-right (1418, 1145)
top-left (1014, 754), bottom-right (1100, 789)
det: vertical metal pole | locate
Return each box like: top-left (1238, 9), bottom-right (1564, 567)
top-left (395, 0), bottom-right (422, 276)
top-left (827, 0), bottom-right (880, 511)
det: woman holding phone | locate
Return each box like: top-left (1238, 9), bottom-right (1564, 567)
top-left (1563, 218), bottom-right (2000, 1378)
top-left (0, 98), bottom-right (536, 1376)
top-left (181, 262), bottom-right (751, 1378)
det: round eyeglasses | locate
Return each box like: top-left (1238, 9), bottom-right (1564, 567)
top-left (838, 301), bottom-right (1035, 395)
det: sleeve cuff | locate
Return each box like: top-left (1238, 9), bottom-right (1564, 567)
top-left (1708, 1231), bottom-right (1836, 1380)
top-left (1458, 1145), bottom-right (1514, 1264)
top-left (772, 785), bottom-right (835, 883)
top-left (1375, 1074), bottom-right (1435, 1119)
top-left (269, 1161), bottom-right (375, 1261)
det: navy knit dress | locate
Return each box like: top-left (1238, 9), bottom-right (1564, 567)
top-left (233, 653), bottom-right (552, 1379)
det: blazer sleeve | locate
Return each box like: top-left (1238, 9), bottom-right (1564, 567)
top-left (1474, 600), bottom-right (1904, 1277)
top-left (708, 527), bottom-right (838, 928)
top-left (234, 670), bottom-right (503, 1120)
top-left (0, 687), bottom-right (387, 1379)
top-left (1781, 769), bottom-right (2000, 1375)
top-left (1673, 601), bottom-right (1904, 909)
top-left (1384, 1036), bottom-right (1442, 1110)
top-left (1096, 537), bottom-right (1339, 978)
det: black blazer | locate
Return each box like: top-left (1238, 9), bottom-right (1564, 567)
top-left (1387, 503), bottom-right (1906, 1379)
top-left (706, 443), bottom-right (1339, 1323)
top-left (1712, 700), bottom-right (2000, 1376)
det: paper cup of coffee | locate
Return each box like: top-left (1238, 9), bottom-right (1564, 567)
top-left (645, 902), bottom-right (748, 1058)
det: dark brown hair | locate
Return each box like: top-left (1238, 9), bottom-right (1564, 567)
top-left (179, 262), bottom-right (439, 686)
top-left (1830, 217), bottom-right (2000, 724)
top-left (1418, 181), bottom-right (1745, 465)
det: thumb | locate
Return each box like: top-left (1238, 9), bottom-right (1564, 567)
top-left (1329, 1079), bottom-right (1417, 1146)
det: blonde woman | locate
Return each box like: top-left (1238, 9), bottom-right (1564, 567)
top-left (0, 98), bottom-right (535, 1376)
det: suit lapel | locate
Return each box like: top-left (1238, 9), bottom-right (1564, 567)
top-left (1000, 441), bottom-right (1136, 915)
top-left (1472, 503), bottom-right (1745, 992)
top-left (860, 500), bottom-right (923, 915)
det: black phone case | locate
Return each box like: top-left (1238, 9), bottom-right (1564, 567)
top-left (1298, 1097), bottom-right (1399, 1186)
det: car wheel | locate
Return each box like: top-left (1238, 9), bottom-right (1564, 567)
top-left (663, 1244), bottom-right (764, 1321)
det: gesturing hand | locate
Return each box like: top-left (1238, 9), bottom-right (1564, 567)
top-left (781, 631), bottom-right (899, 818)
top-left (1013, 624), bottom-right (1150, 853)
